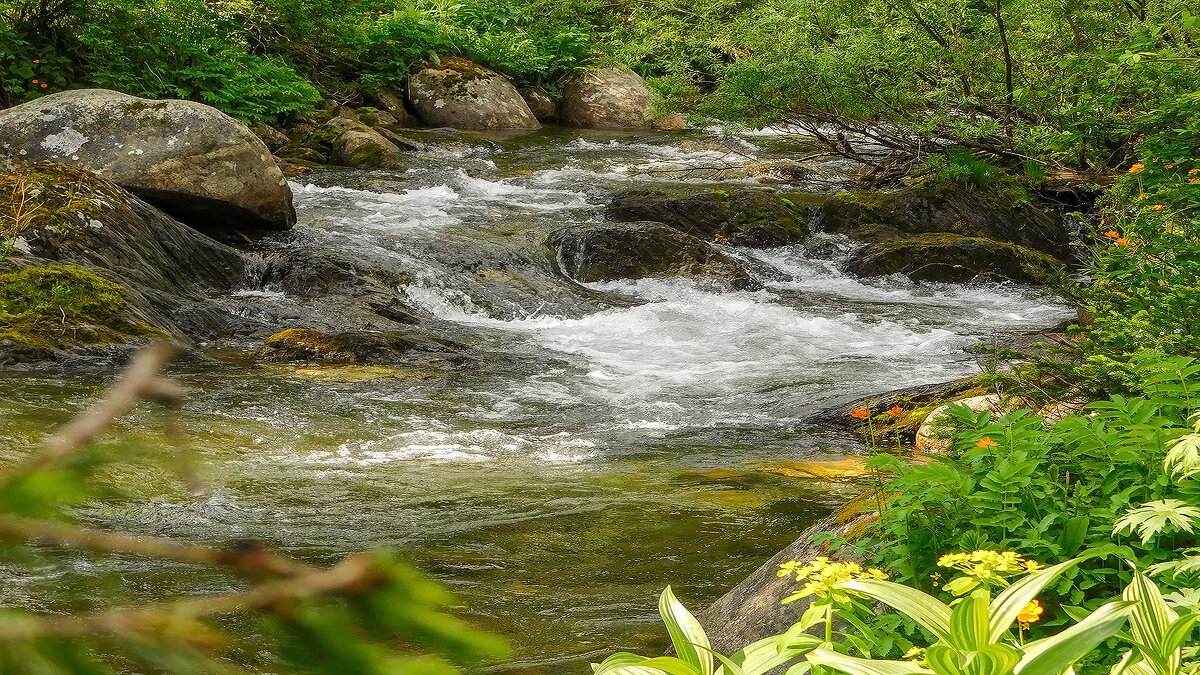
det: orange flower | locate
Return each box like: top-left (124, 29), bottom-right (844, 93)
top-left (33, 59), bottom-right (39, 63)
top-left (1152, 204), bottom-right (1165, 211)
top-left (39, 83), bottom-right (46, 88)
top-left (1166, 164), bottom-right (1175, 169)
top-left (30, 79), bottom-right (37, 84)
top-left (849, 408), bottom-right (870, 420)
top-left (1128, 163), bottom-right (1145, 173)
top-left (1189, 168), bottom-right (1199, 175)
top-left (387, 40), bottom-right (394, 44)
top-left (1138, 193), bottom-right (1148, 199)
top-left (1115, 237), bottom-right (1128, 246)
top-left (1018, 599), bottom-right (1044, 627)
top-left (976, 436), bottom-right (1000, 448)
top-left (1104, 230), bottom-right (1119, 238)
top-left (886, 405), bottom-right (904, 417)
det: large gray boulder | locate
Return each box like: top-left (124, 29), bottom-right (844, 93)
top-left (561, 67), bottom-right (656, 129)
top-left (406, 56), bottom-right (540, 130)
top-left (0, 89), bottom-right (295, 238)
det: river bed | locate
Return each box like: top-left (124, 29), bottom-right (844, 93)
top-left (0, 128), bottom-right (1072, 672)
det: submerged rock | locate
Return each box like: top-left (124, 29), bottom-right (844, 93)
top-left (843, 234), bottom-right (1066, 285)
top-left (407, 56), bottom-right (540, 130)
top-left (549, 221), bottom-right (760, 291)
top-left (606, 189), bottom-right (808, 247)
top-left (0, 89), bottom-right (295, 238)
top-left (258, 328), bottom-right (473, 367)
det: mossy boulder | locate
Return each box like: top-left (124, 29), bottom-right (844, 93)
top-left (0, 264), bottom-right (161, 357)
top-left (298, 116), bottom-right (407, 168)
top-left (0, 89), bottom-right (295, 239)
top-left (818, 181), bottom-right (1071, 260)
top-left (606, 189), bottom-right (808, 247)
top-left (843, 234), bottom-right (1066, 285)
top-left (258, 328), bottom-right (473, 366)
top-left (549, 221), bottom-right (761, 291)
top-left (518, 87), bottom-right (556, 123)
top-left (1, 163), bottom-right (246, 363)
top-left (407, 56), bottom-right (540, 130)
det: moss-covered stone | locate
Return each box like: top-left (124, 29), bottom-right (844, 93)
top-left (259, 328), bottom-right (472, 366)
top-left (0, 264), bottom-right (159, 349)
top-left (844, 233), bottom-right (1067, 285)
top-left (605, 189), bottom-right (808, 247)
top-left (549, 221), bottom-right (761, 291)
top-left (2, 163), bottom-right (127, 245)
top-left (818, 181), bottom-right (1071, 260)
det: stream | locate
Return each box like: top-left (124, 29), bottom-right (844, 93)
top-left (0, 128), bottom-right (1072, 672)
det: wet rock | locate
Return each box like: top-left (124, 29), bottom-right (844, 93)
top-left (549, 221), bottom-right (761, 291)
top-left (843, 234), bottom-right (1066, 285)
top-left (561, 66), bottom-right (657, 129)
top-left (331, 128), bottom-right (403, 168)
top-left (407, 56), bottom-right (540, 130)
top-left (357, 108), bottom-right (400, 129)
top-left (372, 91), bottom-right (411, 126)
top-left (696, 512), bottom-right (871, 654)
top-left (799, 376), bottom-right (985, 431)
top-left (651, 113), bottom-right (689, 130)
top-left (818, 182), bottom-right (1071, 260)
top-left (258, 328), bottom-right (473, 366)
top-left (0, 163), bottom-right (247, 364)
top-left (606, 189), bottom-right (808, 247)
top-left (302, 116), bottom-right (405, 169)
top-left (0, 89), bottom-right (295, 238)
top-left (518, 87), bottom-right (556, 123)
top-left (250, 122), bottom-right (289, 152)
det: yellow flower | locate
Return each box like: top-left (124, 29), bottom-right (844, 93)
top-left (936, 550), bottom-right (1041, 587)
top-left (778, 557), bottom-right (888, 602)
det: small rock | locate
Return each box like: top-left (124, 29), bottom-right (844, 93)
top-left (250, 122), bottom-right (289, 152)
top-left (518, 87), bottom-right (556, 122)
top-left (915, 394), bottom-right (1002, 454)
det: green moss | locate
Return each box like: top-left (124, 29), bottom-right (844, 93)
top-left (0, 264), bottom-right (159, 348)
top-left (2, 163), bottom-right (127, 244)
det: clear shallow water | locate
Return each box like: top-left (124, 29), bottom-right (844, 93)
top-left (0, 129), bottom-right (1072, 672)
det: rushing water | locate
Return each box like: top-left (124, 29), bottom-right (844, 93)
top-left (0, 128), bottom-right (1072, 672)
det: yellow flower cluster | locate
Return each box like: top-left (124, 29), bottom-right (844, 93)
top-left (777, 556), bottom-right (888, 602)
top-left (937, 550), bottom-right (1042, 585)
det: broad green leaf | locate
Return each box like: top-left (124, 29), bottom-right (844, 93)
top-left (594, 656), bottom-right (701, 675)
top-left (948, 590), bottom-right (990, 651)
top-left (1162, 612), bottom-right (1200, 653)
top-left (1115, 500), bottom-right (1200, 544)
top-left (988, 557), bottom-right (1085, 641)
top-left (838, 579), bottom-right (952, 642)
top-left (1015, 601), bottom-right (1135, 675)
top-left (805, 649), bottom-right (933, 675)
top-left (726, 632), bottom-right (818, 675)
top-left (1123, 570), bottom-right (1180, 672)
top-left (972, 644), bottom-right (1021, 675)
top-left (659, 586), bottom-right (714, 675)
top-left (923, 645), bottom-right (964, 675)
top-left (1058, 516), bottom-right (1091, 556)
